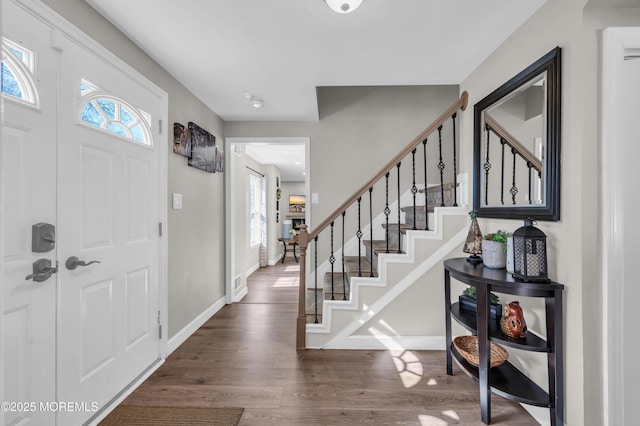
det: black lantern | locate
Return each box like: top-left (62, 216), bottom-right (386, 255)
top-left (512, 218), bottom-right (550, 283)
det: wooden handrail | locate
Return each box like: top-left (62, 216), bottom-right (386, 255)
top-left (306, 91), bottom-right (468, 243)
top-left (483, 113), bottom-right (542, 173)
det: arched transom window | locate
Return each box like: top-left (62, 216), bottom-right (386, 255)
top-left (80, 79), bottom-right (152, 146)
top-left (1, 37), bottom-right (39, 106)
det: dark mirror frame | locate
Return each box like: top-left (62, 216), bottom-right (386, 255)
top-left (473, 47), bottom-right (561, 221)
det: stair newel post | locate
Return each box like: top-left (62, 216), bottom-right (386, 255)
top-left (500, 138), bottom-right (506, 205)
top-left (296, 224), bottom-right (309, 349)
top-left (484, 124), bottom-right (492, 206)
top-left (396, 162), bottom-right (402, 253)
top-left (510, 147), bottom-right (518, 204)
top-left (314, 236), bottom-right (318, 324)
top-left (330, 221), bottom-right (335, 300)
top-left (437, 125), bottom-right (445, 207)
top-left (423, 138), bottom-right (429, 231)
top-left (451, 112), bottom-right (458, 207)
top-left (341, 211), bottom-right (347, 300)
top-left (527, 162), bottom-right (533, 205)
top-left (384, 172), bottom-right (390, 253)
top-left (369, 187), bottom-right (374, 277)
top-left (411, 149), bottom-right (417, 230)
top-left (357, 197), bottom-right (362, 277)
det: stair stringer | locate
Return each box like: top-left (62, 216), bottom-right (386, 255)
top-left (306, 206), bottom-right (468, 349)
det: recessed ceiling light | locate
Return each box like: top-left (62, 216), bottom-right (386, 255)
top-left (250, 97), bottom-right (263, 108)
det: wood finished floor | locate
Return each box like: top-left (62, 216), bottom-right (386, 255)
top-left (121, 259), bottom-right (538, 425)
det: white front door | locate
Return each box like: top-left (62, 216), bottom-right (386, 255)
top-left (55, 32), bottom-right (162, 425)
top-left (1, 2), bottom-right (58, 424)
top-left (1, 2), bottom-right (166, 424)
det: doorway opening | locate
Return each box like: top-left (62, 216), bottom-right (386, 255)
top-left (225, 137), bottom-right (310, 304)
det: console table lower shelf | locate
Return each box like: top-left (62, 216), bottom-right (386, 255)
top-left (450, 344), bottom-right (550, 407)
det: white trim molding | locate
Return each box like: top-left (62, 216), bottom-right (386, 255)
top-left (601, 26), bottom-right (640, 426)
top-left (167, 296), bottom-right (226, 355)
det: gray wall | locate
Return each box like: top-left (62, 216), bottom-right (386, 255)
top-left (264, 165), bottom-right (282, 264)
top-left (461, 0), bottom-right (640, 424)
top-left (42, 0), bottom-right (226, 339)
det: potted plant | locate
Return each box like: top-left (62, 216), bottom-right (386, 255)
top-left (482, 230), bottom-right (509, 269)
top-left (459, 286), bottom-right (502, 320)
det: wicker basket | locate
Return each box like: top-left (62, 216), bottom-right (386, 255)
top-left (453, 335), bottom-right (508, 368)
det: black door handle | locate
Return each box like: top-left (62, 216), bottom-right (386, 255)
top-left (65, 256), bottom-right (101, 270)
top-left (25, 259), bottom-right (58, 282)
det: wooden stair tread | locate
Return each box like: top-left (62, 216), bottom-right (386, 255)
top-left (418, 182), bottom-right (458, 193)
top-left (400, 205), bottom-right (436, 213)
top-left (363, 239), bottom-right (399, 252)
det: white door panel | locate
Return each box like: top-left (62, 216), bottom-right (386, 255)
top-left (1, 2), bottom-right (58, 424)
top-left (56, 32), bottom-right (161, 425)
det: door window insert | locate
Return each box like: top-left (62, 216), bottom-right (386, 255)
top-left (79, 79), bottom-right (152, 146)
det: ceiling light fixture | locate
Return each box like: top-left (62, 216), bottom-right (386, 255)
top-left (250, 97), bottom-right (263, 108)
top-left (325, 0), bottom-right (363, 14)
top-left (244, 92), bottom-right (264, 108)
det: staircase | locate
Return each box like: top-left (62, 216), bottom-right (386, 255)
top-left (305, 184), bottom-right (469, 349)
top-left (296, 92), bottom-right (470, 349)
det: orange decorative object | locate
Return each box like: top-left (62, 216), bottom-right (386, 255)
top-left (500, 301), bottom-right (527, 338)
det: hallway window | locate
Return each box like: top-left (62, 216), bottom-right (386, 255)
top-left (249, 174), bottom-right (261, 245)
top-left (1, 38), bottom-right (38, 105)
top-left (80, 79), bottom-right (152, 146)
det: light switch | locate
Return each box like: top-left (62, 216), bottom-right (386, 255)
top-left (312, 193), bottom-right (319, 204)
top-left (172, 193), bottom-right (183, 209)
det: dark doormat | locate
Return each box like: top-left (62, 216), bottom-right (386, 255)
top-left (99, 405), bottom-right (244, 425)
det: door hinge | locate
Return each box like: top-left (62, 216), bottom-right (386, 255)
top-left (157, 310), bottom-right (162, 339)
top-left (158, 222), bottom-right (162, 237)
top-left (159, 119), bottom-right (163, 134)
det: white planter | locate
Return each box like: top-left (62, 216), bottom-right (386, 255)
top-left (482, 240), bottom-right (507, 269)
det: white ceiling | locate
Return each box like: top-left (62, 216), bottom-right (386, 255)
top-left (86, 0), bottom-right (546, 122)
top-left (244, 143), bottom-right (306, 181)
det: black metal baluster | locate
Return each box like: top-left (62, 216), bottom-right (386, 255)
top-left (314, 236), bottom-right (318, 323)
top-left (384, 172), bottom-right (390, 253)
top-left (369, 187), bottom-right (374, 277)
top-left (397, 162), bottom-right (402, 253)
top-left (500, 138), bottom-right (506, 205)
top-left (330, 221), bottom-right (335, 300)
top-left (341, 211), bottom-right (347, 300)
top-left (527, 162), bottom-right (533, 205)
top-left (437, 125), bottom-right (445, 207)
top-left (357, 197), bottom-right (362, 277)
top-left (423, 138), bottom-right (429, 231)
top-left (484, 124), bottom-right (492, 206)
top-left (510, 147), bottom-right (518, 204)
top-left (452, 113), bottom-right (458, 207)
top-left (411, 149), bottom-right (417, 230)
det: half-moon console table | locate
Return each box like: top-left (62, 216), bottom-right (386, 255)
top-left (443, 258), bottom-right (564, 425)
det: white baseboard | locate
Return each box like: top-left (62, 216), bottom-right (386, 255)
top-left (246, 262), bottom-right (260, 277)
top-left (268, 255), bottom-right (283, 266)
top-left (167, 296), bottom-right (226, 355)
top-left (318, 335), bottom-right (445, 350)
top-left (233, 285), bottom-right (248, 302)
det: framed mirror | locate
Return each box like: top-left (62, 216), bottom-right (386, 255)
top-left (473, 47), bottom-right (561, 221)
